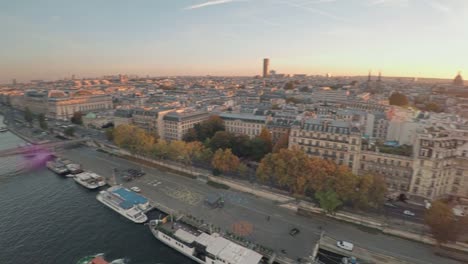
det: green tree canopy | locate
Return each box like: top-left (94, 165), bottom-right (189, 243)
top-left (38, 113), bottom-right (48, 130)
top-left (24, 107), bottom-right (33, 124)
top-left (315, 190), bottom-right (342, 214)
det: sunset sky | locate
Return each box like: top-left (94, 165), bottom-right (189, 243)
top-left (1, 0), bottom-right (467, 82)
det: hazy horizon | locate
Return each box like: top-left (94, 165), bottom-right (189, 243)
top-left (2, 0), bottom-right (467, 83)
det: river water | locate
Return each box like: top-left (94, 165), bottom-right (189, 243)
top-left (0, 115), bottom-right (191, 264)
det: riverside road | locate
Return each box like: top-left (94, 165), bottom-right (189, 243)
top-left (61, 146), bottom-right (458, 264)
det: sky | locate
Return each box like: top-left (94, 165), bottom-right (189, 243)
top-left (1, 0), bottom-right (468, 83)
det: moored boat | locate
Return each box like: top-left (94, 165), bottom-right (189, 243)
top-left (74, 171), bottom-right (106, 189)
top-left (149, 217), bottom-right (264, 264)
top-left (46, 159), bottom-right (70, 176)
top-left (96, 185), bottom-right (150, 223)
top-left (76, 254), bottom-right (109, 264)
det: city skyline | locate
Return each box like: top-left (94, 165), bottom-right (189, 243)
top-left (2, 0), bottom-right (468, 82)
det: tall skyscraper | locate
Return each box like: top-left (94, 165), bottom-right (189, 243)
top-left (12, 79), bottom-right (16, 85)
top-left (263, 58), bottom-right (269, 78)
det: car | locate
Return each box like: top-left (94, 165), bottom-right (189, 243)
top-left (336, 241), bottom-right (354, 251)
top-left (289, 228), bottom-right (300, 237)
top-left (130, 186), bottom-right (141, 193)
top-left (403, 210), bottom-right (415, 216)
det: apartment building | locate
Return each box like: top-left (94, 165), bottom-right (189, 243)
top-left (163, 111), bottom-right (210, 141)
top-left (267, 119), bottom-right (293, 143)
top-left (358, 151), bottom-right (413, 194)
top-left (289, 119), bottom-right (362, 174)
top-left (410, 128), bottom-right (468, 201)
top-left (47, 90), bottom-right (113, 120)
top-left (132, 107), bottom-right (173, 137)
top-left (219, 113), bottom-right (269, 139)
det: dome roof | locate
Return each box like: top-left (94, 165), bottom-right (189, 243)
top-left (453, 72), bottom-right (464, 86)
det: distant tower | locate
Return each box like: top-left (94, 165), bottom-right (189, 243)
top-left (366, 70), bottom-right (372, 90)
top-left (263, 58), bottom-right (269, 78)
top-left (12, 79), bottom-right (16, 85)
top-left (72, 74), bottom-right (76, 80)
top-left (376, 71), bottom-right (383, 92)
top-left (453, 71), bottom-right (464, 86)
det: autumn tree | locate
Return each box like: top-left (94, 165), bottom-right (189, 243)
top-left (71, 111), bottom-right (83, 125)
top-left (211, 148), bottom-right (240, 174)
top-left (389, 92), bottom-right (409, 106)
top-left (272, 132), bottom-right (289, 153)
top-left (113, 124), bottom-right (154, 154)
top-left (425, 201), bottom-right (458, 244)
top-left (256, 148), bottom-right (315, 195)
top-left (152, 139), bottom-right (170, 159)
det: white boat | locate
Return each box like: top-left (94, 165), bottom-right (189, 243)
top-left (73, 171), bottom-right (106, 189)
top-left (66, 163), bottom-right (83, 174)
top-left (46, 160), bottom-right (70, 176)
top-left (149, 218), bottom-right (263, 264)
top-left (96, 186), bottom-right (150, 224)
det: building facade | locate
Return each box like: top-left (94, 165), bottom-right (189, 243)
top-left (358, 151), bottom-right (413, 194)
top-left (219, 113), bottom-right (269, 139)
top-left (410, 129), bottom-right (468, 201)
top-left (288, 119), bottom-right (362, 174)
top-left (47, 90), bottom-right (113, 120)
top-left (163, 111), bottom-right (210, 141)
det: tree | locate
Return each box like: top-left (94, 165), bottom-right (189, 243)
top-left (38, 113), bottom-right (48, 130)
top-left (71, 112), bottom-right (83, 125)
top-left (183, 128), bottom-right (198, 142)
top-left (209, 131), bottom-right (233, 151)
top-left (256, 148), bottom-right (315, 195)
top-left (284, 81), bottom-right (295, 90)
top-left (105, 127), bottom-right (114, 141)
top-left (424, 102), bottom-right (442, 113)
top-left (24, 107), bottom-right (33, 124)
top-left (211, 149), bottom-right (240, 174)
top-left (230, 135), bottom-right (252, 158)
top-left (64, 127), bottom-right (75, 137)
top-left (257, 128), bottom-right (273, 153)
top-left (315, 190), bottom-right (342, 214)
top-left (272, 132), bottom-right (289, 153)
top-left (367, 174), bottom-right (387, 208)
top-left (113, 124), bottom-right (154, 154)
top-left (425, 201), bottom-right (458, 244)
top-left (189, 115), bottom-right (225, 142)
top-left (389, 92), bottom-right (409, 106)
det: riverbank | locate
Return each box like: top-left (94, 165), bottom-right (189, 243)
top-left (91, 141), bottom-right (468, 257)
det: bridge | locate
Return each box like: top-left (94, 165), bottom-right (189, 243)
top-left (0, 138), bottom-right (89, 158)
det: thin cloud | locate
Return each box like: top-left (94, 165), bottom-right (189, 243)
top-left (185, 0), bottom-right (235, 10)
top-left (429, 1), bottom-right (450, 13)
top-left (369, 0), bottom-right (409, 7)
top-left (278, 0), bottom-right (343, 21)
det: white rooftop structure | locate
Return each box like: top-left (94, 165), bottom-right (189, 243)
top-left (195, 233), bottom-right (262, 264)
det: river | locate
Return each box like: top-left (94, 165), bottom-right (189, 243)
top-left (0, 115), bottom-right (192, 264)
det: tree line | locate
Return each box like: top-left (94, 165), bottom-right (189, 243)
top-left (257, 148), bottom-right (387, 211)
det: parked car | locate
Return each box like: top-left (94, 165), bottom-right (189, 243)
top-left (403, 210), bottom-right (415, 216)
top-left (130, 186), bottom-right (141, 193)
top-left (289, 228), bottom-right (300, 237)
top-left (336, 241), bottom-right (354, 251)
